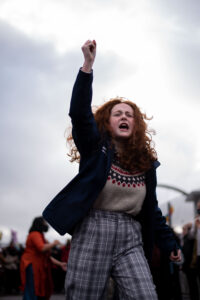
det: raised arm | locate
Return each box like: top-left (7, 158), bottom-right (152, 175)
top-left (69, 40), bottom-right (100, 156)
top-left (69, 40), bottom-right (97, 118)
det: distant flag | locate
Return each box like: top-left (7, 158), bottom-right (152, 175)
top-left (11, 229), bottom-right (18, 244)
top-left (169, 204), bottom-right (174, 215)
top-left (165, 202), bottom-right (174, 226)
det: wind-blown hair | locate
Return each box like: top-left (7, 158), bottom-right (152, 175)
top-left (67, 97), bottom-right (157, 172)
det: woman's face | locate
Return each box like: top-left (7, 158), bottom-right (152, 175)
top-left (109, 103), bottom-right (134, 140)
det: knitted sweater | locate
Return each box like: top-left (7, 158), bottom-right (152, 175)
top-left (94, 157), bottom-right (146, 215)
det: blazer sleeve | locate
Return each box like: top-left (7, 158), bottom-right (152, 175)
top-left (154, 202), bottom-right (179, 255)
top-left (69, 69), bottom-right (101, 156)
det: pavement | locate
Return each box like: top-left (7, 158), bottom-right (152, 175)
top-left (0, 294), bottom-right (191, 300)
top-left (0, 294), bottom-right (65, 300)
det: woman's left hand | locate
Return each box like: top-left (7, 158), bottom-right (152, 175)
top-left (169, 249), bottom-right (182, 262)
top-left (60, 262), bottom-right (67, 271)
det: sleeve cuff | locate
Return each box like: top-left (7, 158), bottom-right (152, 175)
top-left (79, 67), bottom-right (93, 75)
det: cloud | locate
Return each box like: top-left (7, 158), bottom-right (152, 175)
top-left (0, 21), bottom-right (78, 242)
top-left (163, 37), bottom-right (200, 102)
top-left (129, 1), bottom-right (200, 105)
top-left (0, 20), bottom-right (136, 243)
top-left (0, 1), bottom-right (200, 243)
top-left (152, 0), bottom-right (200, 29)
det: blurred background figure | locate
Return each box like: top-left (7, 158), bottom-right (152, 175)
top-left (182, 200), bottom-right (200, 300)
top-left (20, 216), bottom-right (66, 300)
top-left (1, 240), bottom-right (20, 294)
top-left (151, 230), bottom-right (183, 300)
top-left (194, 200), bottom-right (200, 283)
top-left (60, 239), bottom-right (71, 265)
top-left (0, 230), bottom-right (23, 295)
top-left (181, 222), bottom-right (199, 300)
top-left (0, 231), bottom-right (5, 295)
top-left (51, 238), bottom-right (71, 293)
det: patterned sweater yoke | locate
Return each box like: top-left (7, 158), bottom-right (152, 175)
top-left (94, 156), bottom-right (146, 216)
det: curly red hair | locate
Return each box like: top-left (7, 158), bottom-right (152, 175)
top-left (67, 97), bottom-right (157, 172)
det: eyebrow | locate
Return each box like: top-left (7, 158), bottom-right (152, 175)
top-left (112, 110), bottom-right (133, 114)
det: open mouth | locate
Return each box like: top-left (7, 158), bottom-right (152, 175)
top-left (119, 123), bottom-right (129, 130)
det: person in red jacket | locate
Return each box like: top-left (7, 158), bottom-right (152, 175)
top-left (20, 217), bottom-right (66, 300)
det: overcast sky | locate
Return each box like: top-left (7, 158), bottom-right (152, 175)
top-left (0, 0), bottom-right (200, 244)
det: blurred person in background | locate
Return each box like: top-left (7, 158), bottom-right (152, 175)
top-left (185, 201), bottom-right (200, 299)
top-left (0, 231), bottom-right (24, 295)
top-left (51, 239), bottom-right (72, 294)
top-left (60, 239), bottom-right (71, 264)
top-left (20, 216), bottom-right (66, 300)
top-left (151, 231), bottom-right (183, 300)
top-left (181, 222), bottom-right (199, 300)
top-left (0, 232), bottom-right (4, 294)
top-left (2, 240), bottom-right (20, 294)
top-left (194, 201), bottom-right (200, 280)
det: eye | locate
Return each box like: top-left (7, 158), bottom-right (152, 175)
top-left (126, 113), bottom-right (133, 118)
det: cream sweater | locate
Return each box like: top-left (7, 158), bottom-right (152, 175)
top-left (94, 158), bottom-right (146, 216)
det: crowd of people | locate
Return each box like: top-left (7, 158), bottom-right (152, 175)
top-left (0, 218), bottom-right (71, 299)
top-left (0, 216), bottom-right (200, 299)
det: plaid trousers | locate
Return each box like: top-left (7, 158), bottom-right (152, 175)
top-left (65, 209), bottom-right (158, 300)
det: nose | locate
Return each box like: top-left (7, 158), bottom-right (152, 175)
top-left (121, 114), bottom-right (127, 120)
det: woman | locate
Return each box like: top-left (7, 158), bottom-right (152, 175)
top-left (20, 216), bottom-right (66, 300)
top-left (43, 40), bottom-right (181, 299)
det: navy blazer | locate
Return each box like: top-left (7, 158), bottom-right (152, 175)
top-left (43, 69), bottom-right (177, 262)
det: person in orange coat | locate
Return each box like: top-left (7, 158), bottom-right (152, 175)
top-left (20, 216), bottom-right (66, 300)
